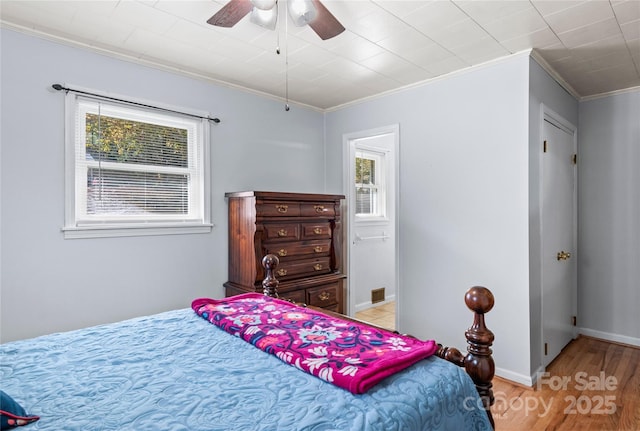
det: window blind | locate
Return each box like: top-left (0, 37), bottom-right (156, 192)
top-left (74, 96), bottom-right (204, 224)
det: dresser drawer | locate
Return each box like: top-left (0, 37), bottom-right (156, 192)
top-left (264, 240), bottom-right (331, 259)
top-left (257, 202), bottom-right (301, 217)
top-left (322, 304), bottom-right (340, 313)
top-left (264, 223), bottom-right (300, 240)
top-left (280, 289), bottom-right (306, 305)
top-left (300, 203), bottom-right (335, 217)
top-left (274, 257), bottom-right (331, 279)
top-left (307, 283), bottom-right (340, 307)
top-left (301, 223), bottom-right (332, 239)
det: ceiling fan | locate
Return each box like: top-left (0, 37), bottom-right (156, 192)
top-left (207, 0), bottom-right (345, 40)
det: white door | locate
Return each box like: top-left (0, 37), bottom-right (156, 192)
top-left (343, 125), bottom-right (398, 323)
top-left (541, 113), bottom-right (577, 367)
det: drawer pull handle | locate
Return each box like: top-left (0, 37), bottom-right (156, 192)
top-left (313, 264), bottom-right (323, 271)
top-left (313, 227), bottom-right (323, 235)
top-left (278, 249), bottom-right (287, 257)
top-left (276, 205), bottom-right (288, 213)
top-left (277, 229), bottom-right (288, 237)
top-left (277, 269), bottom-right (288, 277)
top-left (314, 246), bottom-right (323, 253)
top-left (318, 291), bottom-right (331, 301)
top-left (314, 205), bottom-right (325, 213)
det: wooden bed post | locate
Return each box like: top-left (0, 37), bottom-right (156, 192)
top-left (436, 286), bottom-right (495, 429)
top-left (261, 254), bottom-right (280, 298)
top-left (463, 286), bottom-right (495, 429)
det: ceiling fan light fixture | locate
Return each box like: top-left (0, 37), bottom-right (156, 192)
top-left (250, 6), bottom-right (277, 30)
top-left (287, 0), bottom-right (317, 27)
top-left (251, 0), bottom-right (277, 11)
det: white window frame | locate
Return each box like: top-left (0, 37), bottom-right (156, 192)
top-left (62, 88), bottom-right (212, 239)
top-left (354, 146), bottom-right (388, 223)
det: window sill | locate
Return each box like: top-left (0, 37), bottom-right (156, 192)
top-left (62, 222), bottom-right (214, 239)
top-left (354, 216), bottom-right (390, 226)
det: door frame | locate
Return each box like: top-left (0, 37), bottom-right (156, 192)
top-left (539, 104), bottom-right (578, 368)
top-left (342, 124), bottom-right (400, 319)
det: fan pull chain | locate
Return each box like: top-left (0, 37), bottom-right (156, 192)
top-left (284, 0), bottom-right (290, 112)
top-left (276, 0), bottom-right (281, 55)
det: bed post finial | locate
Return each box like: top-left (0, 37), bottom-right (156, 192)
top-left (464, 286), bottom-right (495, 429)
top-left (262, 254), bottom-right (280, 298)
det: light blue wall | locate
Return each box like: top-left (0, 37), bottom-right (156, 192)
top-left (326, 54), bottom-right (533, 383)
top-left (528, 58), bottom-right (579, 377)
top-left (578, 90), bottom-right (640, 344)
top-left (4, 27), bottom-right (635, 387)
top-left (0, 29), bottom-right (328, 342)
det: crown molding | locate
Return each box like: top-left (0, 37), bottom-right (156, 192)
top-left (326, 50), bottom-right (534, 113)
top-left (0, 22), bottom-right (323, 113)
top-left (4, 21), bottom-right (638, 111)
top-left (580, 85), bottom-right (640, 101)
top-left (529, 49), bottom-right (581, 100)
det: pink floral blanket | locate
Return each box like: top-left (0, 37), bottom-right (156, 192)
top-left (192, 293), bottom-right (438, 394)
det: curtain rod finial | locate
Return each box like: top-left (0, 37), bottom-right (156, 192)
top-left (52, 84), bottom-right (64, 91)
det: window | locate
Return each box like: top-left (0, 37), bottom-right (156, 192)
top-left (354, 148), bottom-right (386, 220)
top-left (63, 92), bottom-right (211, 238)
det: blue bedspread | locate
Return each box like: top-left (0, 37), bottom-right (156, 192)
top-left (0, 309), bottom-right (492, 430)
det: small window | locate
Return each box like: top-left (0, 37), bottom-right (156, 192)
top-left (354, 149), bottom-right (386, 220)
top-left (63, 92), bottom-right (211, 238)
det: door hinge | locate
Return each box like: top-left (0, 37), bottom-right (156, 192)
top-left (544, 342), bottom-right (548, 355)
top-left (543, 140), bottom-right (548, 153)
top-left (572, 316), bottom-right (577, 326)
top-left (572, 154), bottom-right (577, 165)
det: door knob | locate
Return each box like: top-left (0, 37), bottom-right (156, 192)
top-left (557, 251), bottom-right (571, 261)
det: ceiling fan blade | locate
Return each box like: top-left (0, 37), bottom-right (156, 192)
top-left (308, 0), bottom-right (345, 40)
top-left (207, 0), bottom-right (253, 27)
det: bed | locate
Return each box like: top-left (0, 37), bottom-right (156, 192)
top-left (0, 255), bottom-right (495, 430)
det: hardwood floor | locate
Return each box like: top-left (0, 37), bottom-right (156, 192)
top-left (357, 307), bottom-right (638, 430)
top-left (355, 301), bottom-right (395, 330)
top-left (492, 336), bottom-right (640, 430)
top-left (356, 305), bottom-right (639, 430)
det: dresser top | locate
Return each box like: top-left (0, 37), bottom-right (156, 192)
top-left (225, 191), bottom-right (345, 201)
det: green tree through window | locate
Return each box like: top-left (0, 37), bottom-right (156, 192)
top-left (355, 156), bottom-right (377, 215)
top-left (86, 114), bottom-right (187, 166)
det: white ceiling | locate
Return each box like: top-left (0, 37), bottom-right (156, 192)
top-left (1, 0), bottom-right (639, 110)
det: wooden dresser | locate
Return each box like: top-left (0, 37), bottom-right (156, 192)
top-left (224, 191), bottom-right (346, 313)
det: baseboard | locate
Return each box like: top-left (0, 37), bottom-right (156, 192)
top-left (495, 332), bottom-right (640, 389)
top-left (530, 365), bottom-right (545, 386)
top-left (578, 327), bottom-right (640, 348)
top-left (354, 294), bottom-right (396, 313)
top-left (495, 367), bottom-right (534, 387)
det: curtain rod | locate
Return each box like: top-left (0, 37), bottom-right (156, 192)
top-left (51, 84), bottom-right (221, 124)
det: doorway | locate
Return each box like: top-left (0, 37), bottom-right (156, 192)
top-left (541, 108), bottom-right (577, 367)
top-left (343, 125), bottom-right (399, 330)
